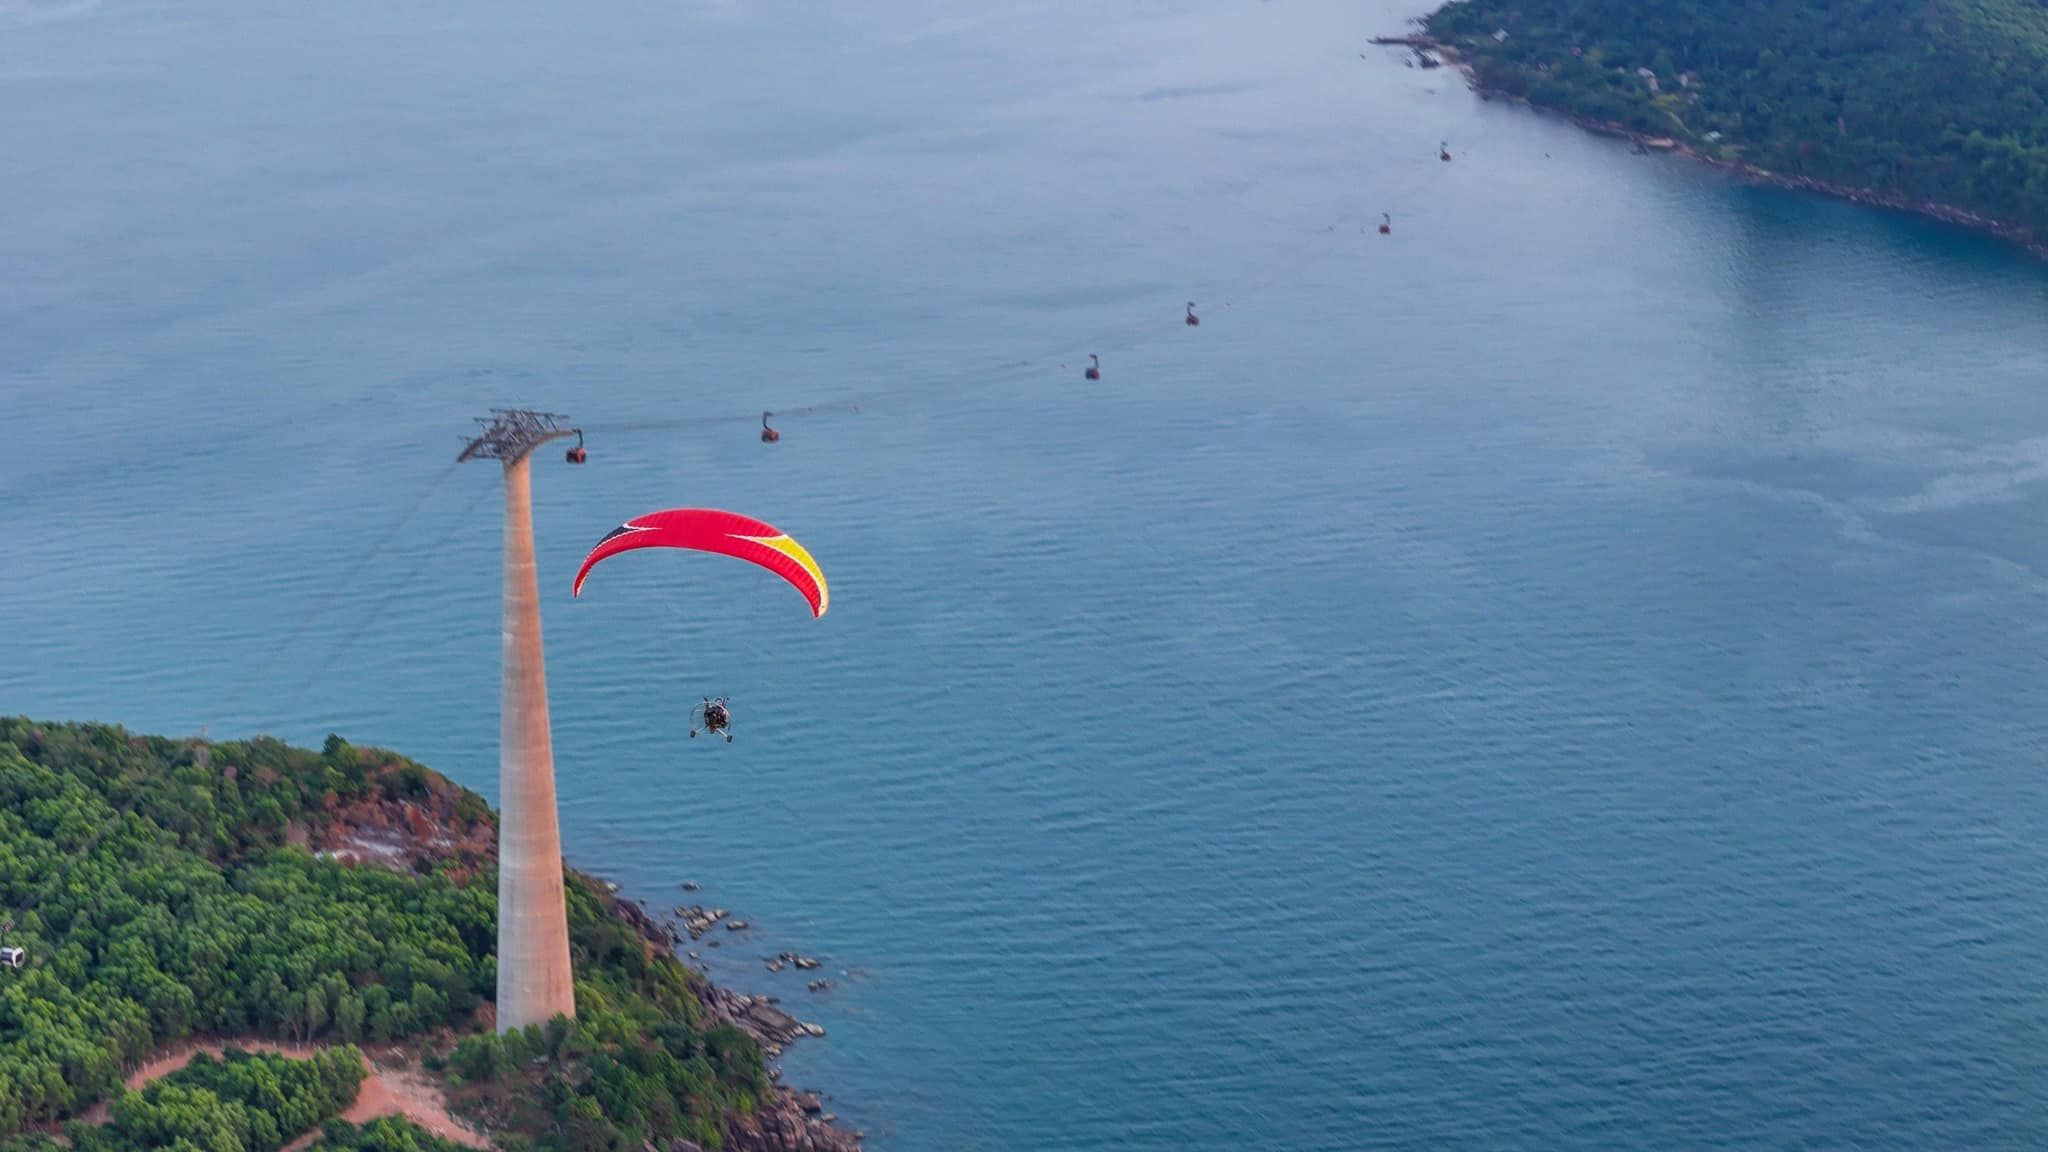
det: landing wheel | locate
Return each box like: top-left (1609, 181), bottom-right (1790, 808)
top-left (725, 733), bottom-right (734, 743)
top-left (689, 729), bottom-right (697, 738)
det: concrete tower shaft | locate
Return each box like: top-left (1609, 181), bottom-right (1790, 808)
top-left (460, 409), bottom-right (582, 1034)
top-left (495, 454), bottom-right (576, 1031)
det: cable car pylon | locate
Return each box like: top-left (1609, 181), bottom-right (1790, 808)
top-left (459, 408), bottom-right (584, 1034)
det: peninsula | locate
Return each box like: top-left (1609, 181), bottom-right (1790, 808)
top-left (0, 719), bottom-right (858, 1152)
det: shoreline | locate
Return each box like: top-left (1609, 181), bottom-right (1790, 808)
top-left (607, 890), bottom-right (865, 1152)
top-left (1370, 32), bottom-right (2048, 261)
top-left (317, 761), bottom-right (866, 1151)
top-left (311, 775), bottom-right (865, 1151)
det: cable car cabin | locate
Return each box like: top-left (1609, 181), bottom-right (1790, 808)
top-left (565, 446), bottom-right (587, 464)
top-left (0, 947), bottom-right (24, 970)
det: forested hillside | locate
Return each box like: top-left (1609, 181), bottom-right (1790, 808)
top-left (1425, 0), bottom-right (2048, 234)
top-left (0, 1047), bottom-right (367, 1152)
top-left (0, 720), bottom-right (777, 1150)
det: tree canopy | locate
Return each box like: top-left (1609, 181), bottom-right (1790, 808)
top-left (309, 1116), bottom-right (474, 1152)
top-left (0, 1047), bottom-right (365, 1152)
top-left (0, 720), bottom-right (773, 1151)
top-left (1425, 0), bottom-right (2048, 233)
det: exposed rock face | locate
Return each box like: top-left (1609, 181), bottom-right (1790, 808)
top-left (740, 999), bottom-right (805, 1045)
top-left (722, 1092), bottom-right (863, 1152)
top-left (612, 896), bottom-right (677, 945)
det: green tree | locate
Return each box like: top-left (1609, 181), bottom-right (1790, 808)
top-left (305, 987), bottom-right (330, 1039)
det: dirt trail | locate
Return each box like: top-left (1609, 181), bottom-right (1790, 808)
top-left (89, 1039), bottom-right (488, 1149)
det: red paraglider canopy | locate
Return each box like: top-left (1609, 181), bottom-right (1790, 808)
top-left (571, 507), bottom-right (829, 618)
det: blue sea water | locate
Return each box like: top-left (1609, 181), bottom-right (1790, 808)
top-left (9, 0), bottom-right (2048, 1147)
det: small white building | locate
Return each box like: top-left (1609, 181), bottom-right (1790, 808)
top-left (0, 947), bottom-right (24, 970)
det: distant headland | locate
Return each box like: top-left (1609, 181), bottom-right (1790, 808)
top-left (1382, 0), bottom-right (2048, 257)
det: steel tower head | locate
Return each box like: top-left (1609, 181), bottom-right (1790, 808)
top-left (459, 408), bottom-right (582, 466)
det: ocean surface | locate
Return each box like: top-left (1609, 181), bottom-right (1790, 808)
top-left (8, 0), bottom-right (2048, 1148)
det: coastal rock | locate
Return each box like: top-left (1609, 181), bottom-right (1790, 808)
top-left (743, 1001), bottom-right (805, 1043)
top-left (681, 880), bottom-right (702, 892)
top-left (723, 1092), bottom-right (861, 1152)
top-left (678, 904), bottom-right (736, 939)
top-left (610, 893), bottom-right (676, 946)
top-left (806, 979), bottom-right (833, 993)
top-left (726, 919), bottom-right (750, 931)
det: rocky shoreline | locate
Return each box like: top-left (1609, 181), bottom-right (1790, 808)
top-left (317, 788), bottom-right (865, 1149)
top-left (1369, 31), bottom-right (2048, 260)
top-left (609, 892), bottom-right (862, 1152)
